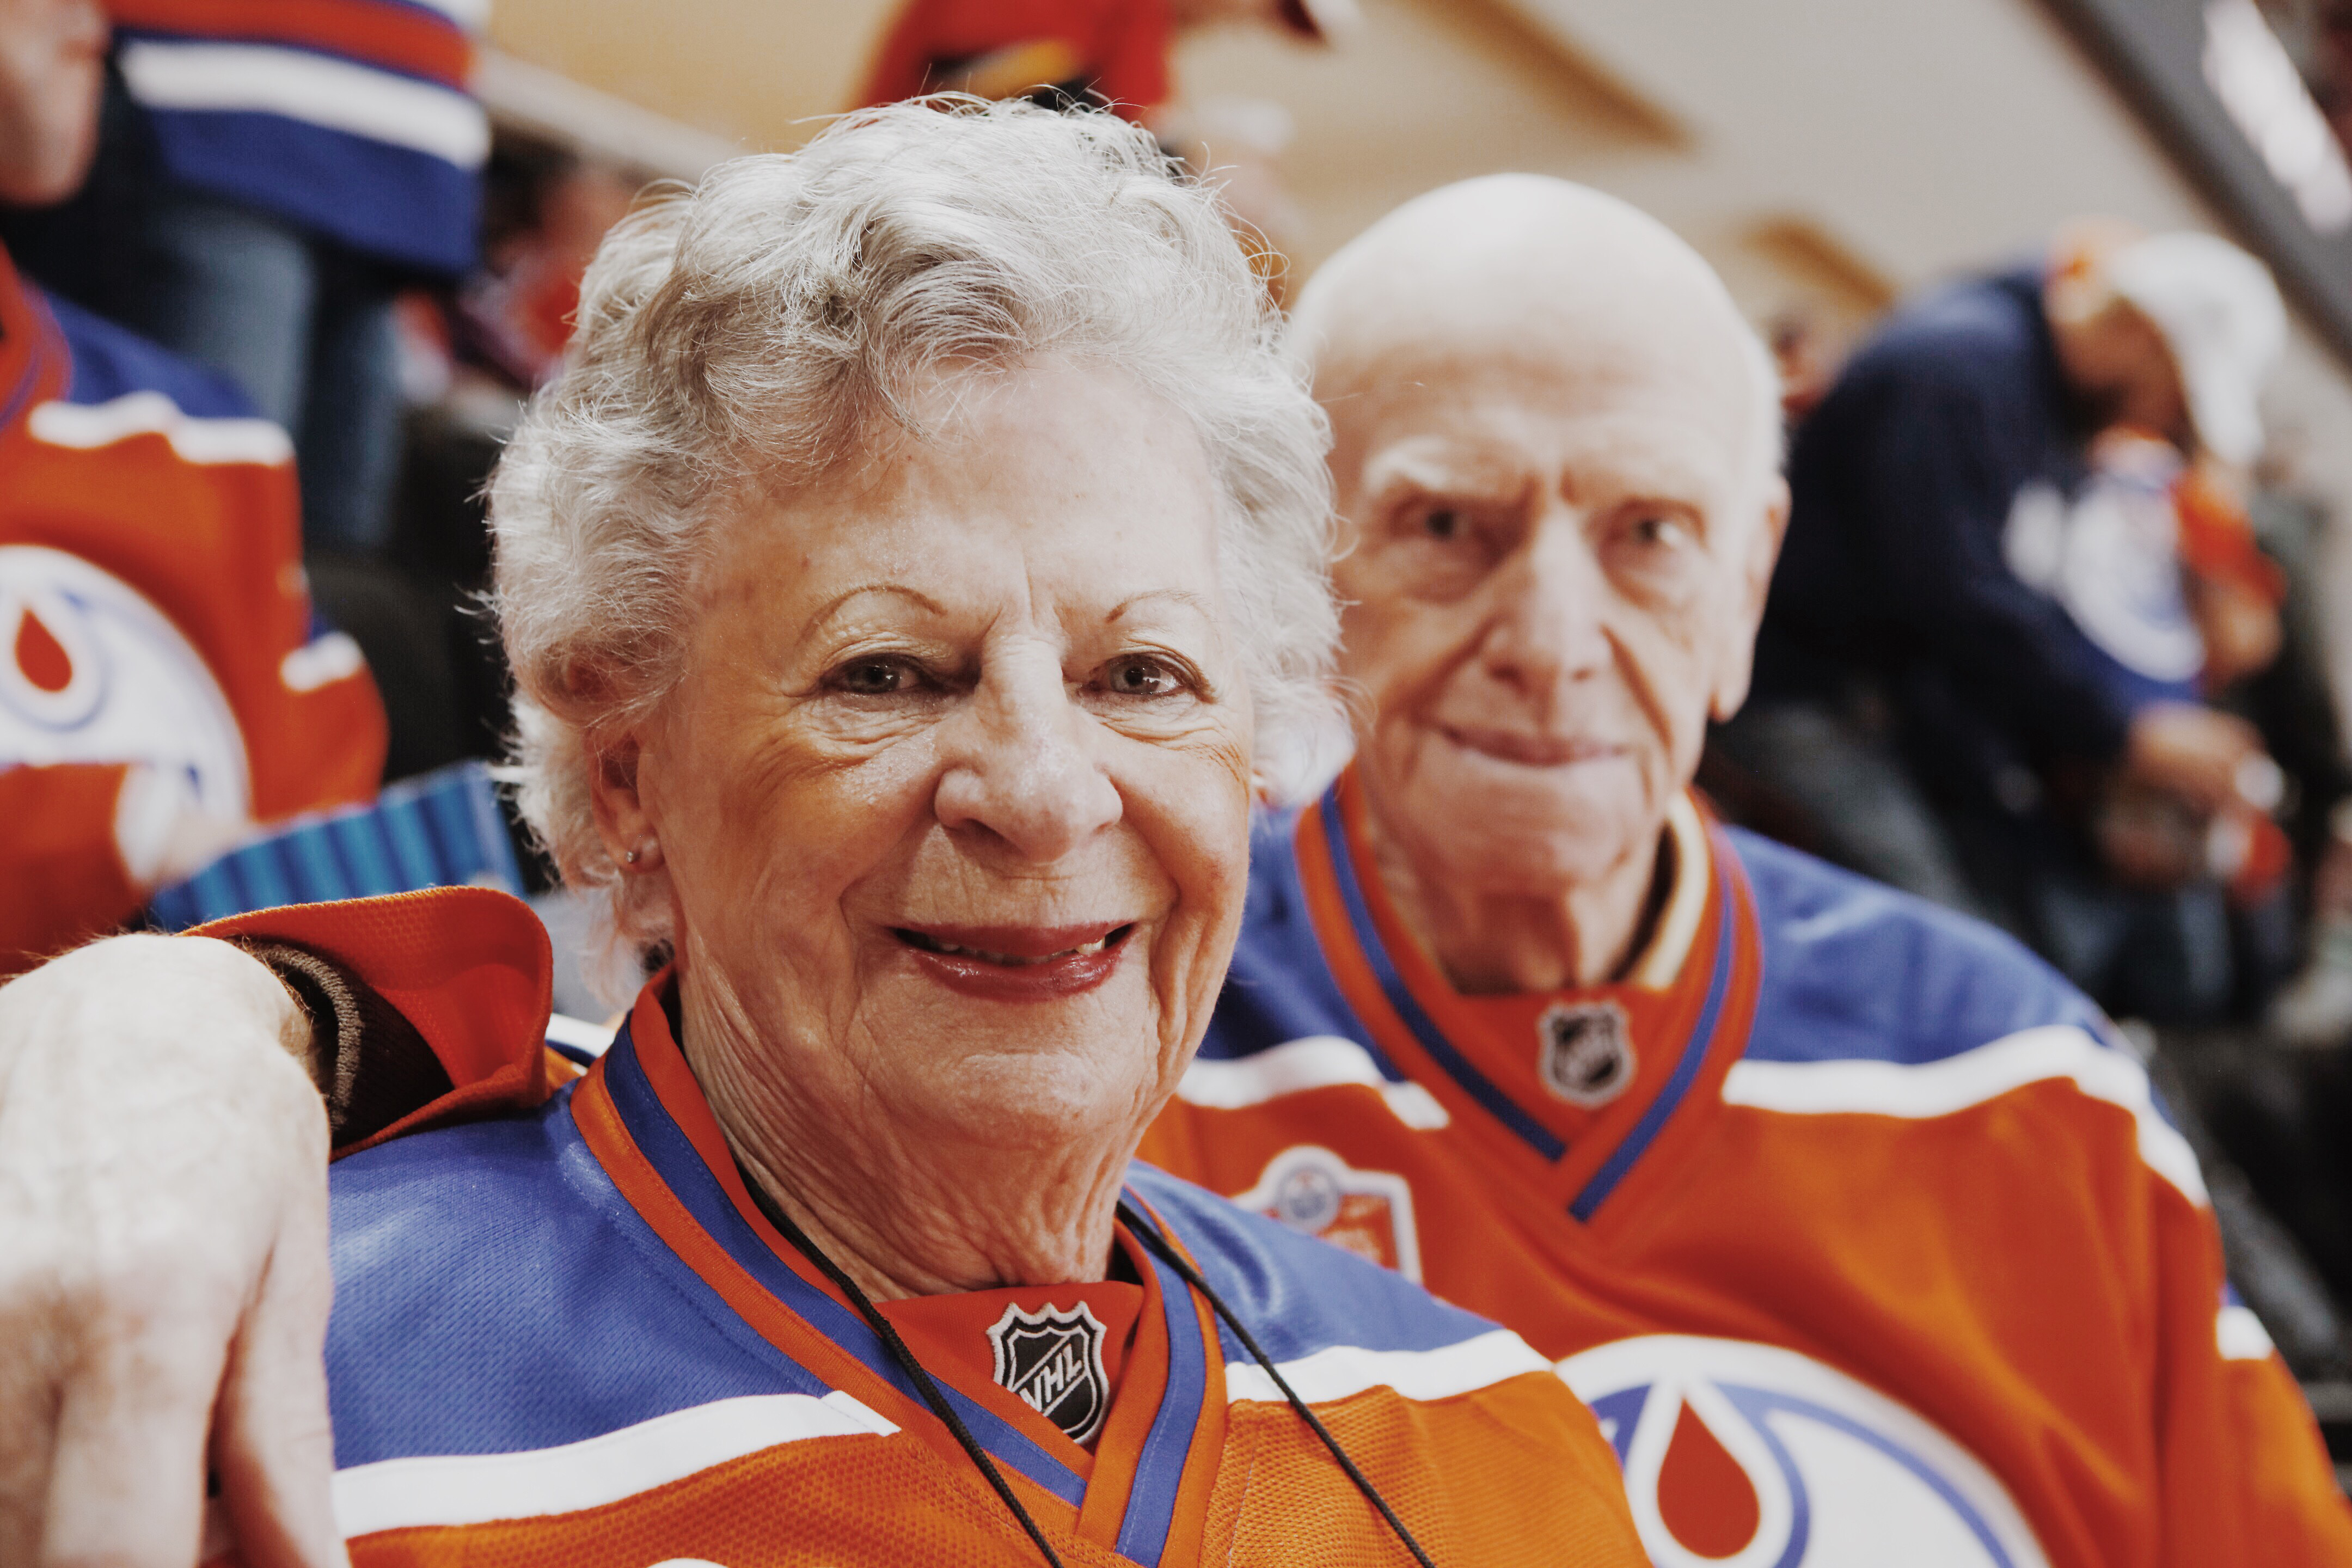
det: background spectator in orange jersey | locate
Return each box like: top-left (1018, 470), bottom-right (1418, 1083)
top-left (859, 0), bottom-right (1355, 120)
top-left (0, 0), bottom-right (385, 974)
top-left (0, 0), bottom-right (489, 555)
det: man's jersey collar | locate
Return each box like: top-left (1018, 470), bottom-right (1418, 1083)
top-left (568, 982), bottom-right (1228, 1566)
top-left (1292, 767), bottom-right (1762, 1227)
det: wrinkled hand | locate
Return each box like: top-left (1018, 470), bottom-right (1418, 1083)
top-left (2123, 701), bottom-right (2269, 816)
top-left (0, 935), bottom-right (344, 1568)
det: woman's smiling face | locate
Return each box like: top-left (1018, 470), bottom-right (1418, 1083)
top-left (601, 358), bottom-right (1256, 1166)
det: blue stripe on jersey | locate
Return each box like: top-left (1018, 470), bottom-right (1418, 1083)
top-left (1569, 892), bottom-right (1734, 1221)
top-left (326, 1091), bottom-right (837, 1465)
top-left (1729, 826), bottom-right (2110, 1068)
top-left (598, 1027), bottom-right (1089, 1508)
top-left (1198, 808), bottom-right (1405, 1075)
top-left (136, 102), bottom-right (481, 275)
top-left (1114, 1233), bottom-right (1210, 1567)
top-left (1124, 1165), bottom-right (1500, 1366)
top-left (1316, 786), bottom-right (1565, 1160)
top-left (41, 285), bottom-right (254, 415)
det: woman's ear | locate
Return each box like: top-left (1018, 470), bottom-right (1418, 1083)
top-left (587, 730), bottom-right (661, 871)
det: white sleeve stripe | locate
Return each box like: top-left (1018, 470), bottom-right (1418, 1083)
top-left (1224, 1327), bottom-right (1549, 1407)
top-left (279, 632), bottom-right (366, 693)
top-left (1177, 1036), bottom-right (1450, 1129)
top-left (28, 391), bottom-right (292, 465)
top-left (1720, 1024), bottom-right (2209, 1204)
top-left (118, 40), bottom-right (489, 167)
top-left (332, 1392), bottom-right (896, 1537)
top-left (2218, 1303), bottom-right (2277, 1361)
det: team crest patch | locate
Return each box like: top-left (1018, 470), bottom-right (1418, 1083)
top-left (986, 1302), bottom-right (1110, 1444)
top-left (1236, 1144), bottom-right (1423, 1281)
top-left (1538, 1000), bottom-right (1635, 1107)
top-left (1560, 1335), bottom-right (2048, 1567)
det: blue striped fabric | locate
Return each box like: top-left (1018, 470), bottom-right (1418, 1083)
top-left (146, 759), bottom-right (523, 929)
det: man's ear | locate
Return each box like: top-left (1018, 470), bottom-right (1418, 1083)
top-left (1710, 480), bottom-right (1790, 724)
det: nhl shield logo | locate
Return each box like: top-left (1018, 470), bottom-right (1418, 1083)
top-left (1537, 1000), bottom-right (1635, 1107)
top-left (987, 1302), bottom-right (1111, 1444)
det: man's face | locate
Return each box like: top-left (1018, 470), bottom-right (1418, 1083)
top-left (1326, 317), bottom-right (1781, 900)
top-left (0, 0), bottom-right (106, 207)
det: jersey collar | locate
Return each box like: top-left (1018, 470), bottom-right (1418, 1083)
top-left (566, 980), bottom-right (1227, 1566)
top-left (1294, 767), bottom-right (1761, 1229)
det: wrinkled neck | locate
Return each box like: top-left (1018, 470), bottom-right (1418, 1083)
top-left (1361, 808), bottom-right (1673, 995)
top-left (671, 969), bottom-right (1135, 1302)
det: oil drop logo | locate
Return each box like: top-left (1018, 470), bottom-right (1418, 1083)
top-left (1560, 1336), bottom-right (2047, 1568)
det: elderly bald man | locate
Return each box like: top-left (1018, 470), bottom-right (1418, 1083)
top-left (4, 174), bottom-right (2350, 1564)
top-left (1166, 177), bottom-right (2350, 1564)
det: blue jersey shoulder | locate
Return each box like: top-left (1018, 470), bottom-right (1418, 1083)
top-left (1125, 1162), bottom-right (1499, 1364)
top-left (1729, 825), bottom-right (2108, 1067)
top-left (1199, 805), bottom-right (1389, 1067)
top-left (326, 1091), bottom-right (831, 1466)
top-left (40, 286), bottom-right (256, 416)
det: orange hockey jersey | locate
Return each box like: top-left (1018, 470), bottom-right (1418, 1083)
top-left (1135, 770), bottom-right (2352, 1567)
top-left (200, 888), bottom-right (1646, 1568)
top-left (1, 245), bottom-right (384, 971)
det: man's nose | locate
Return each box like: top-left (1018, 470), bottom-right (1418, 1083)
top-left (1477, 513), bottom-right (1613, 699)
top-left (933, 644), bottom-right (1124, 863)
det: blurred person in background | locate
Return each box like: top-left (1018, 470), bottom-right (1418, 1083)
top-left (860, 0), bottom-right (1356, 122)
top-left (1722, 222), bottom-right (2296, 1026)
top-left (11, 169), bottom-right (2346, 1565)
top-left (0, 0), bottom-right (385, 974)
top-left (860, 0), bottom-right (1355, 305)
top-left (0, 0), bottom-right (488, 555)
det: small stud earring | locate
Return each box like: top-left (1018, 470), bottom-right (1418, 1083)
top-left (623, 847), bottom-right (640, 865)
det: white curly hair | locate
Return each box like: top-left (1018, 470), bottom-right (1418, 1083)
top-left (489, 99), bottom-right (1340, 954)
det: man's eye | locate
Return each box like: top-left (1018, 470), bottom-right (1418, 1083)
top-left (833, 658), bottom-right (912, 695)
top-left (1631, 513), bottom-right (1690, 549)
top-left (1424, 507), bottom-right (1461, 540)
top-left (1102, 656), bottom-right (1183, 697)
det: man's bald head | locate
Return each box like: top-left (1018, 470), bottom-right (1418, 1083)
top-left (1292, 174), bottom-right (1781, 514)
top-left (1292, 175), bottom-right (1792, 989)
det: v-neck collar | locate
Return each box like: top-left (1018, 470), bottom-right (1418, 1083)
top-left (0, 247), bottom-right (69, 435)
top-left (1293, 767), bottom-right (1761, 1233)
top-left (566, 983), bottom-right (1227, 1566)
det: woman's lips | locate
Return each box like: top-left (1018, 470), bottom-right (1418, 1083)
top-left (891, 922), bottom-right (1134, 1002)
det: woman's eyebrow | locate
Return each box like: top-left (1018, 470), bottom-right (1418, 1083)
top-left (1104, 588), bottom-right (1215, 623)
top-left (804, 583), bottom-right (950, 624)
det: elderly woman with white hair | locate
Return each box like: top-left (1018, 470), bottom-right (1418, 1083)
top-left (0, 102), bottom-right (1644, 1567)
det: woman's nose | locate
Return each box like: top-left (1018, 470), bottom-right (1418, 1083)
top-left (932, 646), bottom-right (1123, 863)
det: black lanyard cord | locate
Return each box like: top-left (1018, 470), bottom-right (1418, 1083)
top-left (1116, 1199), bottom-right (1440, 1568)
top-left (735, 1161), bottom-right (1069, 1568)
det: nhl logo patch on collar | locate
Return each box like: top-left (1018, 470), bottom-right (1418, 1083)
top-left (986, 1301), bottom-right (1111, 1444)
top-left (1538, 1000), bottom-right (1636, 1107)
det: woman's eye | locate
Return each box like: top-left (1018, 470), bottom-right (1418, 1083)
top-left (832, 658), bottom-right (913, 695)
top-left (1102, 656), bottom-right (1183, 697)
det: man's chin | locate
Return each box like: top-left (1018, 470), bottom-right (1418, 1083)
top-left (1394, 757), bottom-right (1652, 888)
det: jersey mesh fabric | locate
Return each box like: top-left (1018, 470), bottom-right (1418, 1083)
top-left (1203, 1380), bottom-right (1645, 1567)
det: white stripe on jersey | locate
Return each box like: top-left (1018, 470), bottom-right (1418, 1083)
top-left (29, 391), bottom-right (292, 466)
top-left (1223, 1327), bottom-right (1548, 1406)
top-left (118, 40), bottom-right (490, 167)
top-left (2218, 1303), bottom-right (2277, 1361)
top-left (332, 1391), bottom-right (897, 1538)
top-left (1721, 1023), bottom-right (2208, 1204)
top-left (1178, 1035), bottom-right (1450, 1129)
